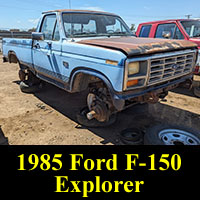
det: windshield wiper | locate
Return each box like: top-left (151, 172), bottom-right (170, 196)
top-left (108, 32), bottom-right (131, 36)
top-left (72, 32), bottom-right (130, 38)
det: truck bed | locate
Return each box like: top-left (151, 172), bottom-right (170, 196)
top-left (3, 38), bottom-right (32, 66)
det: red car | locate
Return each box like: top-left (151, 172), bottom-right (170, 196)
top-left (136, 19), bottom-right (200, 74)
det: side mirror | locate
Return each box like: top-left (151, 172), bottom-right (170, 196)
top-left (32, 32), bottom-right (44, 41)
top-left (162, 31), bottom-right (171, 39)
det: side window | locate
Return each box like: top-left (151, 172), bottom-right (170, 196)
top-left (40, 15), bottom-right (56, 40)
top-left (139, 25), bottom-right (152, 37)
top-left (155, 23), bottom-right (176, 39)
top-left (174, 26), bottom-right (184, 40)
top-left (53, 22), bottom-right (60, 41)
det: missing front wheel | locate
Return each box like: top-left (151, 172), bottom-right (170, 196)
top-left (86, 87), bottom-right (114, 122)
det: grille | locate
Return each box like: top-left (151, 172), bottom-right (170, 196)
top-left (148, 53), bottom-right (195, 86)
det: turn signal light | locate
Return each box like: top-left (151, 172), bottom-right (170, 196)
top-left (127, 79), bottom-right (139, 87)
top-left (106, 60), bottom-right (118, 66)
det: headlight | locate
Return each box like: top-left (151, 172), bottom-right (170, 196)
top-left (128, 62), bottom-right (139, 76)
top-left (123, 60), bottom-right (148, 90)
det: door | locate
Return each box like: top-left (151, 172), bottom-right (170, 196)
top-left (32, 14), bottom-right (63, 85)
top-left (155, 23), bottom-right (184, 40)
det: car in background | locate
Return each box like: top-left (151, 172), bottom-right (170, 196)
top-left (136, 19), bottom-right (200, 74)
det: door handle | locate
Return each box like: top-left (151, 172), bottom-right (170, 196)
top-left (33, 43), bottom-right (40, 49)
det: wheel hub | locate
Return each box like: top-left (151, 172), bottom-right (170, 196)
top-left (87, 92), bottom-right (110, 122)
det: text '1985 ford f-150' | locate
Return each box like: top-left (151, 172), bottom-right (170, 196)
top-left (2, 9), bottom-right (199, 123)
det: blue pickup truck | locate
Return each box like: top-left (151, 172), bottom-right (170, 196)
top-left (2, 9), bottom-right (198, 123)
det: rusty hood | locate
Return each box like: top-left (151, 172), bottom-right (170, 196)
top-left (77, 37), bottom-right (197, 57)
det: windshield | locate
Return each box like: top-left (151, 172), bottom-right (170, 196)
top-left (62, 13), bottom-right (132, 38)
top-left (181, 20), bottom-right (200, 38)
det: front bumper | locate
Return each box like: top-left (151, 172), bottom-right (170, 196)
top-left (112, 74), bottom-right (192, 111)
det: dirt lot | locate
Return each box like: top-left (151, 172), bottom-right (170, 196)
top-left (0, 55), bottom-right (200, 145)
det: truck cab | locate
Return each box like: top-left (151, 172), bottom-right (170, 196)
top-left (136, 19), bottom-right (200, 74)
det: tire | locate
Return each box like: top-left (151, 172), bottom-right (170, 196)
top-left (20, 80), bottom-right (42, 94)
top-left (18, 69), bottom-right (26, 81)
top-left (120, 128), bottom-right (144, 145)
top-left (0, 137), bottom-right (9, 145)
top-left (144, 124), bottom-right (200, 145)
top-left (193, 86), bottom-right (200, 98)
top-left (0, 128), bottom-right (8, 145)
top-left (76, 107), bottom-right (117, 128)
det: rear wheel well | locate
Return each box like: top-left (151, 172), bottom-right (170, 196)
top-left (8, 51), bottom-right (18, 63)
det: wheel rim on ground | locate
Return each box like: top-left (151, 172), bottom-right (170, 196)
top-left (159, 129), bottom-right (200, 145)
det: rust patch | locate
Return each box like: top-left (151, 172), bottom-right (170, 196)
top-left (78, 37), bottom-right (197, 56)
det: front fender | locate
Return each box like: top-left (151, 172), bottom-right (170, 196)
top-left (69, 68), bottom-right (125, 111)
top-left (69, 68), bottom-right (114, 91)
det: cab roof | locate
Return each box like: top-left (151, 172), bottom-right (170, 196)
top-left (42, 9), bottom-right (117, 16)
top-left (139, 19), bottom-right (200, 25)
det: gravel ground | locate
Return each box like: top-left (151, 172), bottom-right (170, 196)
top-left (0, 55), bottom-right (199, 145)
